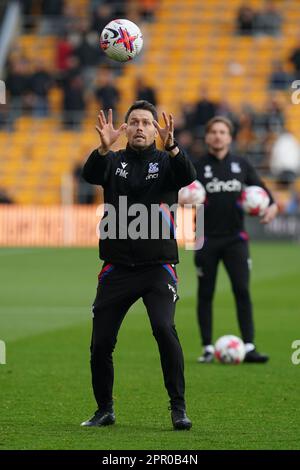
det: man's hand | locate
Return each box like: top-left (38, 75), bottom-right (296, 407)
top-left (96, 109), bottom-right (127, 155)
top-left (260, 203), bottom-right (278, 224)
top-left (153, 111), bottom-right (175, 150)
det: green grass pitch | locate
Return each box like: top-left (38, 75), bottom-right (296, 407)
top-left (0, 243), bottom-right (299, 450)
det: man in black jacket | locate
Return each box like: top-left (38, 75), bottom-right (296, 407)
top-left (194, 116), bottom-right (278, 364)
top-left (81, 101), bottom-right (196, 430)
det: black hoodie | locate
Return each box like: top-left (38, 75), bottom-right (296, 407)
top-left (194, 152), bottom-right (274, 236)
top-left (82, 143), bottom-right (196, 265)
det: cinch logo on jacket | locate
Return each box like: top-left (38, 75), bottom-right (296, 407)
top-left (206, 178), bottom-right (242, 193)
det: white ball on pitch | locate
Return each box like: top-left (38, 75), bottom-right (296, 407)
top-left (100, 19), bottom-right (143, 62)
top-left (178, 180), bottom-right (206, 206)
top-left (241, 185), bottom-right (270, 216)
top-left (215, 335), bottom-right (246, 364)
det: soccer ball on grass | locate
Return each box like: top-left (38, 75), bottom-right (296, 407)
top-left (214, 335), bottom-right (246, 364)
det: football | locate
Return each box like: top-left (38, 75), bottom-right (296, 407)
top-left (241, 185), bottom-right (270, 216)
top-left (215, 335), bottom-right (246, 364)
top-left (178, 180), bottom-right (206, 206)
top-left (100, 19), bottom-right (143, 62)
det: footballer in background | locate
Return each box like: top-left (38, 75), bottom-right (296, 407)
top-left (193, 116), bottom-right (278, 364)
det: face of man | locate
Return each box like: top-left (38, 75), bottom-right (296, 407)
top-left (205, 122), bottom-right (232, 153)
top-left (125, 109), bottom-right (158, 150)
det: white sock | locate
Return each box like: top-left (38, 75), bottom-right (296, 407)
top-left (204, 345), bottom-right (215, 354)
top-left (245, 343), bottom-right (255, 353)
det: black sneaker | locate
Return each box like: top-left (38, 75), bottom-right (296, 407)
top-left (244, 348), bottom-right (269, 363)
top-left (171, 409), bottom-right (192, 430)
top-left (197, 351), bottom-right (214, 363)
top-left (81, 409), bottom-right (115, 427)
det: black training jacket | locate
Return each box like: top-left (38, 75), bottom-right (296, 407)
top-left (194, 152), bottom-right (275, 237)
top-left (82, 142), bottom-right (196, 265)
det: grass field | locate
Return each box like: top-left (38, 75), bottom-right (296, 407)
top-left (0, 243), bottom-right (299, 450)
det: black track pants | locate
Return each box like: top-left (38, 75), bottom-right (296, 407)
top-left (195, 236), bottom-right (254, 346)
top-left (90, 263), bottom-right (185, 411)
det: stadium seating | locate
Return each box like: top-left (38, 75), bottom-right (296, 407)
top-left (0, 0), bottom-right (300, 204)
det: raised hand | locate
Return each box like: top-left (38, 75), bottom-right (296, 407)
top-left (96, 109), bottom-right (127, 154)
top-left (153, 111), bottom-right (175, 149)
top-left (260, 203), bottom-right (278, 224)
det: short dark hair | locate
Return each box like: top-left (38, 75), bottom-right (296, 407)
top-left (205, 116), bottom-right (233, 136)
top-left (125, 100), bottom-right (158, 123)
